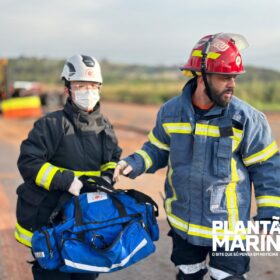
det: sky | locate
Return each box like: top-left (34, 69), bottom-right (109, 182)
top-left (1, 0), bottom-right (280, 71)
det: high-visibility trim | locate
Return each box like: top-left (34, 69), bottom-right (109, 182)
top-left (36, 163), bottom-right (103, 190)
top-left (15, 222), bottom-right (32, 247)
top-left (135, 150), bottom-right (153, 171)
top-left (162, 122), bottom-right (243, 151)
top-left (162, 123), bottom-right (192, 135)
top-left (64, 238), bottom-right (148, 272)
top-left (100, 162), bottom-right (117, 172)
top-left (209, 267), bottom-right (232, 280)
top-left (192, 50), bottom-right (221, 60)
top-left (73, 170), bottom-right (101, 177)
top-left (164, 159), bottom-right (177, 215)
top-left (225, 158), bottom-right (239, 232)
top-left (164, 159), bottom-right (245, 240)
top-left (243, 141), bottom-right (279, 166)
top-left (195, 124), bottom-right (220, 137)
top-left (59, 167), bottom-right (101, 177)
top-left (35, 163), bottom-right (60, 190)
top-left (232, 128), bottom-right (243, 152)
top-left (178, 261), bottom-right (206, 274)
top-left (148, 131), bottom-right (170, 151)
top-left (256, 196), bottom-right (280, 208)
top-left (167, 213), bottom-right (246, 240)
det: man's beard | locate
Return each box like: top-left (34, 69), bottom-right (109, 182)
top-left (208, 84), bottom-right (234, 107)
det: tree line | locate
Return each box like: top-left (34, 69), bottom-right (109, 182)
top-left (5, 57), bottom-right (280, 110)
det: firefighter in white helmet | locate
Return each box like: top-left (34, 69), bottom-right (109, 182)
top-left (16, 54), bottom-right (122, 280)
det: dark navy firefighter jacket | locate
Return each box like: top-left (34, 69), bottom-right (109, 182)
top-left (125, 78), bottom-right (280, 246)
top-left (15, 99), bottom-right (122, 247)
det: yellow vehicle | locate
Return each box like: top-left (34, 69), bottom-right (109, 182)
top-left (0, 59), bottom-right (42, 118)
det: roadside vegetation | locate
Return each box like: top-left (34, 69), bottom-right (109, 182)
top-left (6, 57), bottom-right (280, 111)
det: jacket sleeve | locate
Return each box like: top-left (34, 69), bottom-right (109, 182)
top-left (17, 116), bottom-right (74, 192)
top-left (125, 107), bottom-right (170, 178)
top-left (240, 112), bottom-right (280, 220)
top-left (100, 121), bottom-right (122, 182)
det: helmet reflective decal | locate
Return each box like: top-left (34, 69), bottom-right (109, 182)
top-left (66, 62), bottom-right (76, 77)
top-left (82, 55), bottom-right (95, 67)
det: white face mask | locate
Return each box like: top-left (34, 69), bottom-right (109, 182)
top-left (72, 89), bottom-right (100, 111)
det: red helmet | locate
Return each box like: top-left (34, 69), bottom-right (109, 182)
top-left (181, 33), bottom-right (249, 76)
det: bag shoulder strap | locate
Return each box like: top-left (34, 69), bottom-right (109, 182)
top-left (125, 189), bottom-right (159, 217)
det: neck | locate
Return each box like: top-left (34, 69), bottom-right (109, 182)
top-left (192, 89), bottom-right (214, 110)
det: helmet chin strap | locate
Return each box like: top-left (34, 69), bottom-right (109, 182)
top-left (201, 35), bottom-right (215, 102)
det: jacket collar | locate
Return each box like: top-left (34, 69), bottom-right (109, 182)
top-left (63, 98), bottom-right (106, 132)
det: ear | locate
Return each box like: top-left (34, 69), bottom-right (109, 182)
top-left (64, 86), bottom-right (70, 95)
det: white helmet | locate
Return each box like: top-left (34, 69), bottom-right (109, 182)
top-left (60, 54), bottom-right (103, 84)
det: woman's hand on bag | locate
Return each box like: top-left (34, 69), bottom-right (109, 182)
top-left (68, 177), bottom-right (83, 196)
top-left (113, 160), bottom-right (133, 182)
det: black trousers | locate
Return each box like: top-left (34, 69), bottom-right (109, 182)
top-left (32, 261), bottom-right (98, 280)
top-left (169, 229), bottom-right (250, 279)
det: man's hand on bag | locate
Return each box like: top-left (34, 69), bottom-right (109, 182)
top-left (113, 160), bottom-right (133, 182)
top-left (68, 177), bottom-right (83, 196)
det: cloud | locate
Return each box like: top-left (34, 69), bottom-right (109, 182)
top-left (0, 0), bottom-right (280, 70)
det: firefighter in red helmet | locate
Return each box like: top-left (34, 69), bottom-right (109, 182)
top-left (114, 33), bottom-right (280, 279)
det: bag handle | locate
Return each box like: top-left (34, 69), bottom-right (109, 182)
top-left (125, 189), bottom-right (159, 217)
top-left (49, 176), bottom-right (126, 225)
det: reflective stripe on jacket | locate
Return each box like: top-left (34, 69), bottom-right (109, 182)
top-left (125, 78), bottom-right (280, 246)
top-left (16, 99), bottom-right (122, 246)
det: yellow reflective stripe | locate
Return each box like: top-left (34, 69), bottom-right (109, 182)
top-left (135, 150), bottom-right (153, 171)
top-left (232, 128), bottom-right (243, 152)
top-left (35, 163), bottom-right (60, 190)
top-left (162, 123), bottom-right (192, 135)
top-left (148, 131), bottom-right (170, 151)
top-left (167, 214), bottom-right (246, 240)
top-left (256, 196), bottom-right (280, 208)
top-left (1, 96), bottom-right (41, 110)
top-left (192, 50), bottom-right (221, 60)
top-left (74, 170), bottom-right (101, 177)
top-left (100, 162), bottom-right (117, 172)
top-left (15, 222), bottom-right (32, 247)
top-left (165, 157), bottom-right (244, 240)
top-left (226, 158), bottom-right (239, 232)
top-left (195, 124), bottom-right (220, 137)
top-left (165, 159), bottom-right (177, 214)
top-left (243, 141), bottom-right (279, 166)
top-left (58, 167), bottom-right (101, 177)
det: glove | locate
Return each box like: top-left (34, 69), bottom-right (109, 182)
top-left (113, 160), bottom-right (133, 182)
top-left (68, 177), bottom-right (83, 196)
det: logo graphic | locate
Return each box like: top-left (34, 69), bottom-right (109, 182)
top-left (211, 40), bottom-right (229, 52)
top-left (87, 192), bottom-right (108, 203)
top-left (235, 56), bottom-right (241, 66)
top-left (86, 69), bottom-right (94, 77)
top-left (212, 220), bottom-right (280, 257)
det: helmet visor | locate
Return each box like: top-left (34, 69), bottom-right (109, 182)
top-left (208, 33), bottom-right (249, 53)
